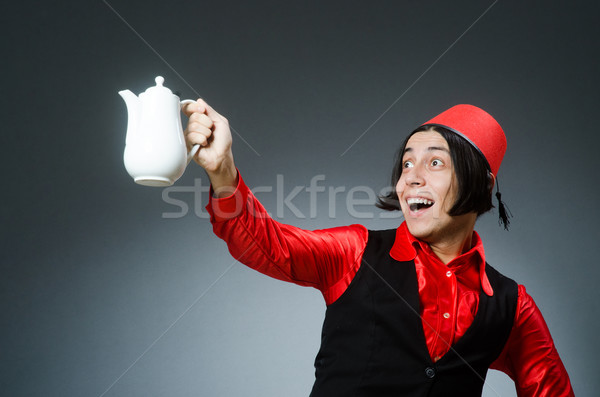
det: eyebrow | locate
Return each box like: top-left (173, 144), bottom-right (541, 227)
top-left (403, 146), bottom-right (450, 154)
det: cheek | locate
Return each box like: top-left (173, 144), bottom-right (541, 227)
top-left (395, 178), bottom-right (408, 212)
top-left (395, 178), bottom-right (405, 197)
top-left (436, 177), bottom-right (457, 208)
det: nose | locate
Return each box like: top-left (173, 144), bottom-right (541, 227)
top-left (405, 164), bottom-right (425, 186)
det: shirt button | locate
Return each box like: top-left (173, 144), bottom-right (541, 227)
top-left (443, 312), bottom-right (450, 319)
top-left (425, 367), bottom-right (436, 379)
top-left (446, 271), bottom-right (452, 277)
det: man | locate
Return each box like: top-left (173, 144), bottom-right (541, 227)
top-left (184, 101), bottom-right (574, 396)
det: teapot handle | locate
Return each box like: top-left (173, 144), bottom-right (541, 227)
top-left (180, 99), bottom-right (201, 165)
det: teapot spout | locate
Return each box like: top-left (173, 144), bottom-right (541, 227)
top-left (119, 90), bottom-right (139, 145)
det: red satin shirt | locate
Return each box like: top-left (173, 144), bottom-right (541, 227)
top-left (207, 173), bottom-right (574, 396)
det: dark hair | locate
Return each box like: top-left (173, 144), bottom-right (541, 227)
top-left (377, 125), bottom-right (494, 216)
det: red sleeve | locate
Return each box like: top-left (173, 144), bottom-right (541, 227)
top-left (206, 172), bottom-right (368, 305)
top-left (490, 285), bottom-right (574, 396)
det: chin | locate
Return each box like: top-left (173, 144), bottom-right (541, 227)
top-left (404, 220), bottom-right (433, 241)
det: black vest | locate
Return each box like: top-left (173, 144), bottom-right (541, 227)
top-left (310, 229), bottom-right (518, 397)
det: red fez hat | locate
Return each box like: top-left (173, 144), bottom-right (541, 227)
top-left (423, 104), bottom-right (506, 176)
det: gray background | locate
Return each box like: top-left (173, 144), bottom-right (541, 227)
top-left (2, 0), bottom-right (598, 396)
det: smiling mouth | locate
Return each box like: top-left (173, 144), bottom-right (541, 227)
top-left (407, 197), bottom-right (434, 212)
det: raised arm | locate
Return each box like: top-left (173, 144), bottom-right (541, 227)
top-left (183, 99), bottom-right (368, 304)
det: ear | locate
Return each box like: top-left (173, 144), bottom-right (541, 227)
top-left (488, 172), bottom-right (496, 193)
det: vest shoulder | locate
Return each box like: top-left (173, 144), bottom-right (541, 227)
top-left (364, 229), bottom-right (398, 251)
top-left (484, 263), bottom-right (518, 293)
top-left (366, 228), bottom-right (397, 239)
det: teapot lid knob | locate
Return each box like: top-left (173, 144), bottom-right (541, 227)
top-left (142, 76), bottom-right (173, 96)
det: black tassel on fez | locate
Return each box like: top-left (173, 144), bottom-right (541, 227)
top-left (495, 180), bottom-right (512, 230)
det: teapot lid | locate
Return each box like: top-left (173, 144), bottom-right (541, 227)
top-left (142, 76), bottom-right (173, 96)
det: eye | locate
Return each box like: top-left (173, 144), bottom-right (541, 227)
top-left (431, 159), bottom-right (444, 167)
top-left (403, 160), bottom-right (414, 168)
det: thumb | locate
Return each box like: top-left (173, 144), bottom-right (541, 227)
top-left (197, 98), bottom-right (227, 123)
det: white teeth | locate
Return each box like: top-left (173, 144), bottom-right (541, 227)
top-left (407, 198), bottom-right (433, 205)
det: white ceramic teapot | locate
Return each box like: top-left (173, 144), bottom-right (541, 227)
top-left (119, 76), bottom-right (199, 186)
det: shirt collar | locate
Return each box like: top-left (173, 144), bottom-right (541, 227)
top-left (389, 222), bottom-right (494, 296)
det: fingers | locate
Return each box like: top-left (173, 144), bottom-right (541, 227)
top-left (183, 98), bottom-right (227, 125)
top-left (182, 99), bottom-right (206, 117)
top-left (189, 112), bottom-right (213, 129)
top-left (186, 120), bottom-right (212, 146)
top-left (184, 100), bottom-right (214, 148)
top-left (186, 122), bottom-right (212, 137)
top-left (186, 131), bottom-right (212, 147)
top-left (183, 98), bottom-right (231, 152)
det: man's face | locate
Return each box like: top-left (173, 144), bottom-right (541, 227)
top-left (396, 130), bottom-right (474, 244)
